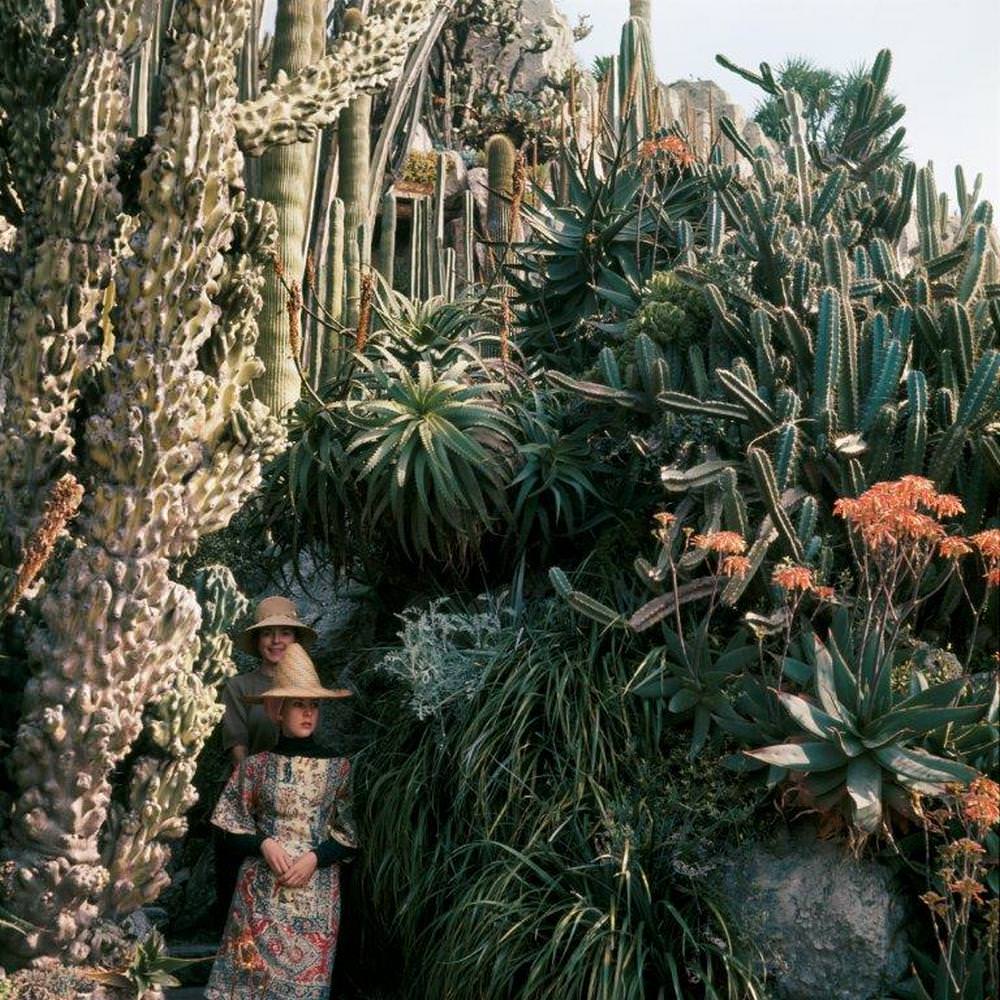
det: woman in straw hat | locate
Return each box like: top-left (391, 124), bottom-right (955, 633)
top-left (221, 595), bottom-right (319, 768)
top-left (206, 643), bottom-right (354, 1000)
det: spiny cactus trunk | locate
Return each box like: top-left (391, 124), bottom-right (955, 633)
top-left (0, 0), bottom-right (283, 963)
top-left (253, 0), bottom-right (326, 415)
top-left (0, 0), bottom-right (438, 964)
top-left (338, 6), bottom-right (373, 333)
top-left (0, 0), bottom-right (139, 553)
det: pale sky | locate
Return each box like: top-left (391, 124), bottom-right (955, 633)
top-left (262, 0), bottom-right (999, 206)
top-left (563, 0), bottom-right (1000, 208)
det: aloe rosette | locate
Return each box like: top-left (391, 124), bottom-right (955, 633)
top-left (745, 625), bottom-right (990, 832)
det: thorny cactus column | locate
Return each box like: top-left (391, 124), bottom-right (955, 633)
top-left (253, 0), bottom-right (327, 416)
top-left (0, 0), bottom-right (285, 963)
top-left (0, 0), bottom-right (141, 551)
top-left (0, 0), bottom-right (440, 964)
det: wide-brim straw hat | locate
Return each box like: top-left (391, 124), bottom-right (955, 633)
top-left (244, 643), bottom-right (352, 702)
top-left (235, 595), bottom-right (318, 655)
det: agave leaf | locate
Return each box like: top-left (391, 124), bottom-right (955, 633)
top-left (745, 741), bottom-right (847, 771)
top-left (669, 688), bottom-right (701, 713)
top-left (812, 633), bottom-right (852, 724)
top-left (846, 754), bottom-right (883, 833)
top-left (777, 691), bottom-right (855, 745)
top-left (690, 705), bottom-right (712, 759)
top-left (865, 702), bottom-right (989, 746)
top-left (630, 675), bottom-right (684, 700)
top-left (873, 744), bottom-right (979, 789)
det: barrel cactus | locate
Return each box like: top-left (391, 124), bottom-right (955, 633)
top-left (0, 0), bottom-right (438, 966)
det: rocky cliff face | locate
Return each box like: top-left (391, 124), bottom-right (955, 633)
top-left (467, 1), bottom-right (775, 165)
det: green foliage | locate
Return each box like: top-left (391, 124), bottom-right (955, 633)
top-left (625, 270), bottom-right (713, 350)
top-left (375, 596), bottom-right (512, 720)
top-left (83, 929), bottom-right (211, 995)
top-left (745, 618), bottom-right (988, 833)
top-left (356, 597), bottom-right (764, 999)
top-left (510, 141), bottom-right (704, 364)
top-left (401, 150), bottom-right (440, 187)
top-left (510, 397), bottom-right (609, 553)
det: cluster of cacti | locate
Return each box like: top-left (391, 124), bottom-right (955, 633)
top-left (552, 50), bottom-right (1000, 603)
top-left (0, 0), bottom-right (439, 966)
top-left (104, 566), bottom-right (247, 916)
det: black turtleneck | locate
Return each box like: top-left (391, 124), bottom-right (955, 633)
top-left (273, 733), bottom-right (339, 758)
top-left (216, 739), bottom-right (357, 868)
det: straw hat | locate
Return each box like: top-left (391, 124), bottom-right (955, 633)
top-left (244, 643), bottom-right (351, 702)
top-left (235, 595), bottom-right (318, 655)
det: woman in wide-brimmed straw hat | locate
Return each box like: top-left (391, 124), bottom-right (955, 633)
top-left (206, 643), bottom-right (355, 1000)
top-left (221, 596), bottom-right (320, 767)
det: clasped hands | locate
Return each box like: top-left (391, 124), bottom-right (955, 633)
top-left (261, 837), bottom-right (318, 888)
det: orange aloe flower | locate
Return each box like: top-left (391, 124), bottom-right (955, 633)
top-left (948, 877), bottom-right (987, 904)
top-left (771, 563), bottom-right (816, 593)
top-left (721, 555), bottom-right (751, 578)
top-left (938, 536), bottom-right (973, 559)
top-left (691, 531), bottom-right (746, 555)
top-left (961, 777), bottom-right (1000, 828)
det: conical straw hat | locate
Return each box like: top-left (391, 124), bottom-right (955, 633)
top-left (235, 595), bottom-right (318, 654)
top-left (243, 643), bottom-right (351, 702)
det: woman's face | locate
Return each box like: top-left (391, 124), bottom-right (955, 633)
top-left (257, 625), bottom-right (298, 664)
top-left (280, 698), bottom-right (320, 738)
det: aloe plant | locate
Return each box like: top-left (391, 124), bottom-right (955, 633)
top-left (745, 623), bottom-right (987, 833)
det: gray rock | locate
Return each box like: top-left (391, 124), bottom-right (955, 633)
top-left (660, 78), bottom-right (780, 167)
top-left (265, 552), bottom-right (364, 665)
top-left (718, 824), bottom-right (909, 999)
top-left (467, 0), bottom-right (579, 96)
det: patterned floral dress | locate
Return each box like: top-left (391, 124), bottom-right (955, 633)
top-left (205, 739), bottom-right (354, 1000)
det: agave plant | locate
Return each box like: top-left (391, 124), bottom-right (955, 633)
top-left (346, 349), bottom-right (518, 562)
top-left (509, 138), bottom-right (704, 364)
top-left (745, 618), bottom-right (988, 832)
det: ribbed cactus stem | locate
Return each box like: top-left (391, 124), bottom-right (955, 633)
top-left (319, 196), bottom-right (345, 382)
top-left (377, 191), bottom-right (397, 289)
top-left (434, 153), bottom-right (447, 295)
top-left (410, 196), bottom-right (424, 298)
top-left (254, 0), bottom-right (327, 415)
top-left (617, 14), bottom-right (656, 147)
top-left (462, 189), bottom-right (475, 288)
top-left (338, 6), bottom-right (372, 328)
top-left (486, 133), bottom-right (515, 277)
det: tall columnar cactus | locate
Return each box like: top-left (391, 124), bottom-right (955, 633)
top-left (617, 8), bottom-right (657, 149)
top-left (486, 132), bottom-right (516, 277)
top-left (253, 0), bottom-right (327, 417)
top-left (338, 6), bottom-right (373, 332)
top-left (0, 0), bottom-right (440, 965)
